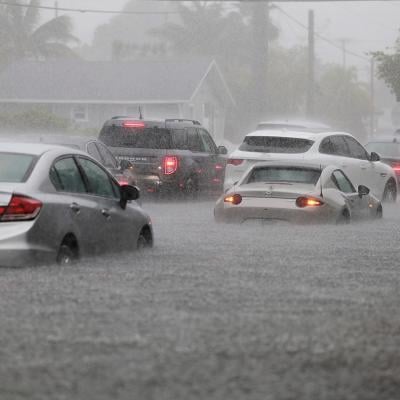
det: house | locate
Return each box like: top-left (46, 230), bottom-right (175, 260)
top-left (0, 59), bottom-right (235, 143)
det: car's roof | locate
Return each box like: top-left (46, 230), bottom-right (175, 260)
top-left (256, 119), bottom-right (331, 131)
top-left (0, 134), bottom-right (97, 147)
top-left (0, 142), bottom-right (87, 156)
top-left (246, 160), bottom-right (329, 170)
top-left (246, 129), bottom-right (351, 140)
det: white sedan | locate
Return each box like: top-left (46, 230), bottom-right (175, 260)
top-left (215, 162), bottom-right (382, 224)
top-left (224, 128), bottom-right (397, 201)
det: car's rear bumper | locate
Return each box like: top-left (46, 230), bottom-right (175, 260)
top-left (214, 204), bottom-right (336, 224)
top-left (0, 221), bottom-right (56, 267)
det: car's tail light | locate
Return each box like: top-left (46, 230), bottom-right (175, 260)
top-left (116, 175), bottom-right (129, 186)
top-left (227, 159), bottom-right (244, 166)
top-left (122, 121), bottom-right (145, 128)
top-left (163, 156), bottom-right (179, 175)
top-left (1, 195), bottom-right (42, 221)
top-left (392, 164), bottom-right (400, 174)
top-left (296, 196), bottom-right (324, 208)
top-left (215, 163), bottom-right (224, 170)
top-left (224, 193), bottom-right (242, 205)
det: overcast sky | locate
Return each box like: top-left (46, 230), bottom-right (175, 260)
top-left (40, 0), bottom-right (399, 75)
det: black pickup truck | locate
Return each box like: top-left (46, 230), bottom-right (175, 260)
top-left (99, 117), bottom-right (228, 196)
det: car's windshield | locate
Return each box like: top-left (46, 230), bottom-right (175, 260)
top-left (0, 152), bottom-right (36, 183)
top-left (247, 166), bottom-right (321, 185)
top-left (365, 142), bottom-right (400, 158)
top-left (239, 136), bottom-right (314, 153)
top-left (100, 126), bottom-right (172, 149)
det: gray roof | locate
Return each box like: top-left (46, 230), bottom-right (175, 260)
top-left (0, 142), bottom-right (86, 156)
top-left (0, 59), bottom-right (231, 103)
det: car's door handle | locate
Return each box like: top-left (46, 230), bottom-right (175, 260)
top-left (70, 203), bottom-right (80, 214)
top-left (360, 164), bottom-right (368, 170)
top-left (101, 208), bottom-right (111, 218)
top-left (341, 164), bottom-right (347, 168)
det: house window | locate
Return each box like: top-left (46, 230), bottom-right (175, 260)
top-left (72, 105), bottom-right (88, 122)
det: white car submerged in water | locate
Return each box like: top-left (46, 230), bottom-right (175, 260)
top-left (215, 162), bottom-right (382, 224)
top-left (224, 128), bottom-right (397, 201)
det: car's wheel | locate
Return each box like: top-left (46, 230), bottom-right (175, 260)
top-left (56, 244), bottom-right (76, 265)
top-left (373, 204), bottom-right (383, 219)
top-left (336, 209), bottom-right (351, 225)
top-left (383, 179), bottom-right (397, 203)
top-left (137, 227), bottom-right (153, 250)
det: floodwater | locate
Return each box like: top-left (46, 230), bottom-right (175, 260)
top-left (1, 200), bottom-right (400, 399)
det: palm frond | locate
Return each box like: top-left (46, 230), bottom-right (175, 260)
top-left (31, 15), bottom-right (79, 45)
top-left (23, 0), bottom-right (40, 35)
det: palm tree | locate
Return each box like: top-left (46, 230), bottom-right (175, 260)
top-left (0, 0), bottom-right (77, 64)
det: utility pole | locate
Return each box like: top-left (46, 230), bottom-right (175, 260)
top-left (306, 9), bottom-right (315, 119)
top-left (55, 1), bottom-right (59, 18)
top-left (370, 57), bottom-right (375, 136)
top-left (340, 39), bottom-right (347, 69)
top-left (251, 1), bottom-right (269, 120)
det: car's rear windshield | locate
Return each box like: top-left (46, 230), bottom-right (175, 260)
top-left (100, 126), bottom-right (172, 149)
top-left (247, 166), bottom-right (321, 185)
top-left (239, 136), bottom-right (314, 153)
top-left (365, 142), bottom-right (400, 158)
top-left (0, 152), bottom-right (37, 183)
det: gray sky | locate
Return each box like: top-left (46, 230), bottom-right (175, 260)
top-left (41, 0), bottom-right (399, 75)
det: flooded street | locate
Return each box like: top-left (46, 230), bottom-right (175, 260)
top-left (1, 200), bottom-right (400, 400)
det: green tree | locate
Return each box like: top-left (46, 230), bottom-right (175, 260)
top-left (0, 0), bottom-right (77, 65)
top-left (373, 35), bottom-right (400, 101)
top-left (315, 65), bottom-right (370, 139)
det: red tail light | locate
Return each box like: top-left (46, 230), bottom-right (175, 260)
top-left (163, 156), bottom-right (179, 175)
top-left (1, 195), bottom-right (42, 221)
top-left (224, 193), bottom-right (242, 205)
top-left (392, 164), bottom-right (400, 174)
top-left (296, 196), bottom-right (324, 208)
top-left (122, 121), bottom-right (145, 128)
top-left (227, 159), bottom-right (244, 166)
top-left (116, 175), bottom-right (129, 186)
top-left (215, 163), bottom-right (224, 170)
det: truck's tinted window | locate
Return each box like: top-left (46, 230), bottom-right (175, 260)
top-left (239, 136), bottom-right (313, 153)
top-left (100, 126), bottom-right (171, 149)
top-left (199, 129), bottom-right (217, 154)
top-left (187, 128), bottom-right (204, 152)
top-left (171, 129), bottom-right (188, 150)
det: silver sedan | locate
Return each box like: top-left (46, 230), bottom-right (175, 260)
top-left (214, 162), bottom-right (382, 224)
top-left (0, 143), bottom-right (153, 267)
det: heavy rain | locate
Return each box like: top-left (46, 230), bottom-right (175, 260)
top-left (1, 1), bottom-right (400, 399)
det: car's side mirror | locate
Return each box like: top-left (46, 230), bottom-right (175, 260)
top-left (217, 145), bottom-right (228, 155)
top-left (120, 184), bottom-right (140, 208)
top-left (120, 159), bottom-right (133, 170)
top-left (370, 152), bottom-right (380, 162)
top-left (358, 184), bottom-right (370, 197)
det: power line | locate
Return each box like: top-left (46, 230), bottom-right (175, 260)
top-left (274, 4), bottom-right (369, 62)
top-left (0, 1), bottom-right (178, 15)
